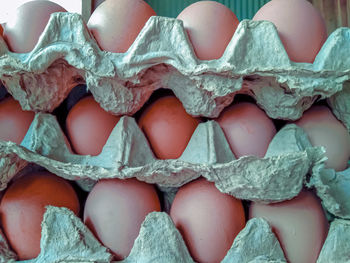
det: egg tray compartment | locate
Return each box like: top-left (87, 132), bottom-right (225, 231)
top-left (0, 115), bottom-right (348, 262)
top-left (1, 13), bottom-right (350, 124)
top-left (0, 205), bottom-right (350, 262)
top-left (0, 108), bottom-right (348, 221)
top-left (0, 111), bottom-right (325, 202)
top-left (0, 206), bottom-right (299, 263)
top-left (0, 12), bottom-right (350, 262)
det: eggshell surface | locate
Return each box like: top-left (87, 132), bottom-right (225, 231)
top-left (216, 102), bottom-right (276, 158)
top-left (0, 172), bottom-right (79, 260)
top-left (3, 0), bottom-right (67, 53)
top-left (87, 0), bottom-right (156, 53)
top-left (66, 96), bottom-right (120, 156)
top-left (0, 97), bottom-right (35, 144)
top-left (170, 178), bottom-right (245, 263)
top-left (177, 1), bottom-right (239, 60)
top-left (249, 190), bottom-right (329, 263)
top-left (84, 178), bottom-right (161, 260)
top-left (294, 106), bottom-right (350, 171)
top-left (138, 96), bottom-right (200, 159)
top-left (253, 0), bottom-right (327, 63)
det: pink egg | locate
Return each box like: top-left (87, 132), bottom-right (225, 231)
top-left (216, 102), bottom-right (276, 158)
top-left (66, 96), bottom-right (120, 156)
top-left (84, 178), bottom-right (161, 260)
top-left (294, 106), bottom-right (350, 171)
top-left (249, 190), bottom-right (329, 263)
top-left (170, 178), bottom-right (245, 263)
top-left (3, 1), bottom-right (67, 53)
top-left (177, 1), bottom-right (239, 60)
top-left (87, 0), bottom-right (156, 53)
top-left (253, 0), bottom-right (327, 63)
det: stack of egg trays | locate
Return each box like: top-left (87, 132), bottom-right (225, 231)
top-left (0, 12), bottom-right (349, 262)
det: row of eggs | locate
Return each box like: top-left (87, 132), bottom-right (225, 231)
top-left (1, 91), bottom-right (350, 171)
top-left (0, 90), bottom-right (348, 263)
top-left (1, 0), bottom-right (326, 63)
top-left (0, 1), bottom-right (344, 263)
top-left (0, 171), bottom-right (328, 263)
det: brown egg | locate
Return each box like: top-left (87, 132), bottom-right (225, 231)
top-left (216, 102), bottom-right (276, 158)
top-left (84, 178), bottom-right (161, 260)
top-left (0, 97), bottom-right (35, 144)
top-left (249, 190), bottom-right (329, 263)
top-left (138, 96), bottom-right (200, 159)
top-left (66, 96), bottom-right (120, 156)
top-left (3, 1), bottom-right (66, 53)
top-left (170, 178), bottom-right (245, 263)
top-left (294, 106), bottom-right (350, 171)
top-left (253, 0), bottom-right (327, 63)
top-left (177, 1), bottom-right (239, 60)
top-left (0, 172), bottom-right (79, 260)
top-left (87, 0), bottom-right (156, 53)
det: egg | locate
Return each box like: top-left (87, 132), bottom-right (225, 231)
top-left (87, 0), bottom-right (156, 53)
top-left (177, 1), bottom-right (239, 60)
top-left (253, 0), bottom-right (327, 63)
top-left (84, 178), bottom-right (161, 260)
top-left (66, 96), bottom-right (120, 156)
top-left (216, 102), bottom-right (276, 158)
top-left (294, 106), bottom-right (350, 171)
top-left (138, 96), bottom-right (200, 159)
top-left (3, 1), bottom-right (67, 53)
top-left (0, 97), bottom-right (35, 144)
top-left (0, 172), bottom-right (79, 260)
top-left (249, 190), bottom-right (329, 263)
top-left (170, 178), bottom-right (245, 263)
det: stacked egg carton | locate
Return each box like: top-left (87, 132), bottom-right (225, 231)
top-left (0, 12), bottom-right (349, 262)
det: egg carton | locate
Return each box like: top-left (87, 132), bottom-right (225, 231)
top-left (1, 94), bottom-right (348, 202)
top-left (0, 12), bottom-right (350, 124)
top-left (309, 162), bottom-right (350, 220)
top-left (0, 205), bottom-right (349, 263)
top-left (0, 107), bottom-right (348, 218)
top-left (0, 108), bottom-right (348, 261)
top-left (0, 114), bottom-right (346, 256)
top-left (0, 10), bottom-right (349, 263)
top-left (0, 112), bottom-right (324, 203)
top-left (0, 107), bottom-right (349, 261)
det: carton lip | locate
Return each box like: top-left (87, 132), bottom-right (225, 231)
top-left (0, 13), bottom-right (349, 120)
top-left (3, 206), bottom-right (348, 263)
top-left (0, 11), bottom-right (348, 263)
top-left (0, 113), bottom-right (325, 205)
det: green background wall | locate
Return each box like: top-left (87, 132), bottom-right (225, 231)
top-left (144, 0), bottom-right (270, 20)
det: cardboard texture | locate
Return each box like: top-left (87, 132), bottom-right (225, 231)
top-left (0, 114), bottom-right (324, 203)
top-left (0, 12), bottom-right (348, 263)
top-left (0, 13), bottom-right (349, 120)
top-left (1, 207), bottom-right (347, 263)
